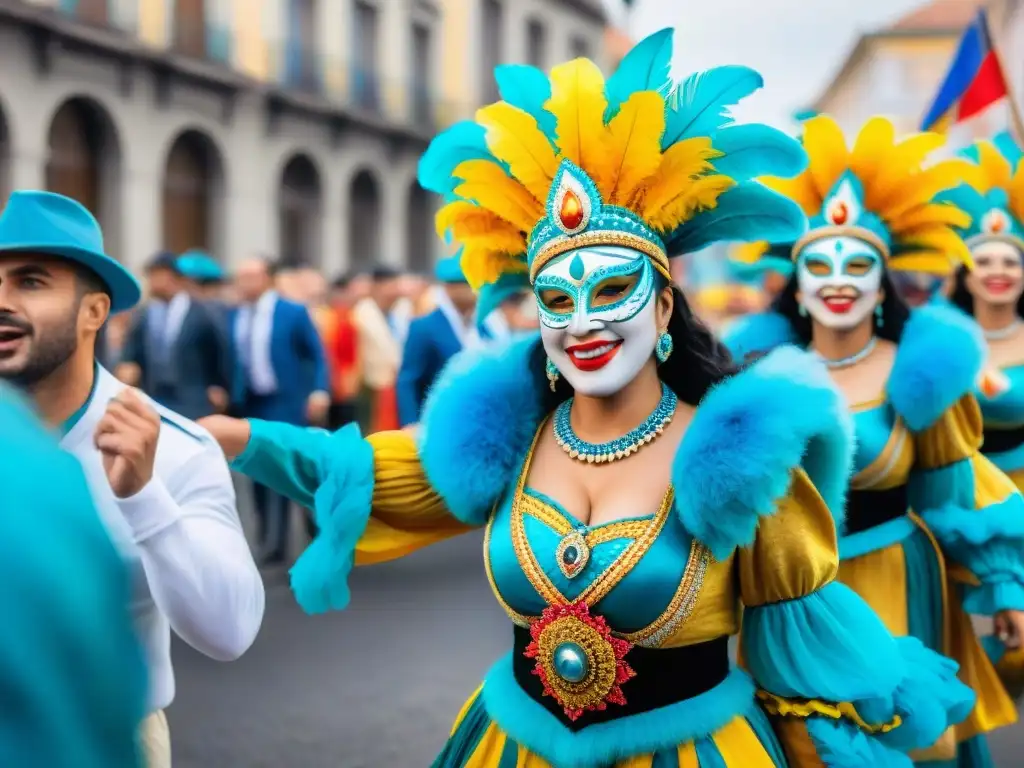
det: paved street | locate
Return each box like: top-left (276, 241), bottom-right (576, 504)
top-left (170, 531), bottom-right (1024, 767)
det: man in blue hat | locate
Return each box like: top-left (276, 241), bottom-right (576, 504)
top-left (0, 381), bottom-right (146, 768)
top-left (119, 250), bottom-right (233, 420)
top-left (396, 254), bottom-right (477, 426)
top-left (0, 191), bottom-right (264, 767)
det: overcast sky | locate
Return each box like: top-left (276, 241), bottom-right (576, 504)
top-left (608, 0), bottom-right (929, 128)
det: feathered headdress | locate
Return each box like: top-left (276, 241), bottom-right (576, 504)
top-left (417, 28), bottom-right (808, 290)
top-left (939, 131), bottom-right (1024, 251)
top-left (732, 115), bottom-right (976, 277)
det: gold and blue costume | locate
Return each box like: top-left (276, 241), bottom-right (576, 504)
top-left (725, 116), bottom-right (1023, 766)
top-left (939, 132), bottom-right (1024, 697)
top-left (230, 35), bottom-right (973, 767)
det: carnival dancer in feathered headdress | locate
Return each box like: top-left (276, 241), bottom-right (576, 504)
top-left (199, 33), bottom-right (971, 767)
top-left (725, 114), bottom-right (1024, 766)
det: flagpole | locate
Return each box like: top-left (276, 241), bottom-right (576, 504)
top-left (984, 9), bottom-right (1024, 144)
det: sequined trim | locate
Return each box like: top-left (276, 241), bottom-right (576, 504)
top-left (756, 690), bottom-right (903, 734)
top-left (519, 493), bottom-right (653, 544)
top-left (619, 538), bottom-right (711, 648)
top-left (530, 231), bottom-right (672, 283)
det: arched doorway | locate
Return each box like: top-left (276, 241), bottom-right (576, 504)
top-left (278, 154), bottom-right (323, 268)
top-left (348, 169), bottom-right (381, 268)
top-left (405, 182), bottom-right (434, 273)
top-left (45, 97), bottom-right (121, 237)
top-left (161, 129), bottom-right (223, 256)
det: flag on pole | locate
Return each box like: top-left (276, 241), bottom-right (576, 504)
top-left (920, 9), bottom-right (1009, 132)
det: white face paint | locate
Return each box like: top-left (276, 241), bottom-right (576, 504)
top-left (535, 246), bottom-right (658, 397)
top-left (796, 235), bottom-right (884, 330)
top-left (966, 240), bottom-right (1024, 308)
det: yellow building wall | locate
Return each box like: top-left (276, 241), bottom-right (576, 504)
top-left (233, 0), bottom-right (268, 79)
top-left (439, 0), bottom-right (471, 124)
top-left (137, 0), bottom-right (168, 48)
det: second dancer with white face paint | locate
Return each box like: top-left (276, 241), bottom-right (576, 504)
top-left (726, 115), bottom-right (1024, 767)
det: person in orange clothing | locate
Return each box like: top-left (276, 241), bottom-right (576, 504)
top-left (323, 274), bottom-right (362, 430)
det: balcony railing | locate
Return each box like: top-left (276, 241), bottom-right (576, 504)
top-left (351, 65), bottom-right (381, 113)
top-left (281, 41), bottom-right (324, 95)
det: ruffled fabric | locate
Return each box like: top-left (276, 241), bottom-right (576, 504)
top-left (290, 426), bottom-right (375, 615)
top-left (921, 496), bottom-right (1024, 614)
top-left (744, 583), bottom-right (975, 764)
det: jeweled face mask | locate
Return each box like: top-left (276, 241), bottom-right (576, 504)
top-left (535, 246), bottom-right (658, 397)
top-left (796, 236), bottom-right (884, 330)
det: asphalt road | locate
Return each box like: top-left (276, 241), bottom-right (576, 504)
top-left (169, 531), bottom-right (1024, 768)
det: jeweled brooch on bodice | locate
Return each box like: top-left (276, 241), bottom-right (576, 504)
top-left (524, 601), bottom-right (636, 721)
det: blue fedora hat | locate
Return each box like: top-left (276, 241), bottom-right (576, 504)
top-left (0, 191), bottom-right (141, 313)
top-left (434, 254), bottom-right (468, 284)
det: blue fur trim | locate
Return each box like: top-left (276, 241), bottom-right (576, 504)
top-left (806, 718), bottom-right (913, 768)
top-left (887, 304), bottom-right (984, 432)
top-left (673, 346), bottom-right (853, 560)
top-left (481, 654), bottom-right (756, 768)
top-left (419, 334), bottom-right (546, 525)
top-left (721, 311), bottom-right (798, 361)
top-left (290, 424), bottom-right (375, 615)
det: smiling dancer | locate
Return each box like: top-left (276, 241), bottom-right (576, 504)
top-left (725, 115), bottom-right (1024, 766)
top-left (941, 132), bottom-right (1024, 700)
top-left (201, 32), bottom-right (972, 767)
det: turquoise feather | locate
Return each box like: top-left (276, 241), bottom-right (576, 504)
top-left (668, 182), bottom-right (805, 253)
top-left (994, 130), bottom-right (1023, 165)
top-left (417, 121), bottom-right (497, 195)
top-left (603, 27), bottom-right (674, 122)
top-left (709, 124), bottom-right (807, 181)
top-left (662, 65), bottom-right (763, 149)
top-left (494, 64), bottom-right (558, 141)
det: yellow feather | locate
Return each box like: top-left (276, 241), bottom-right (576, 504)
top-left (890, 252), bottom-right (968, 275)
top-left (645, 174), bottom-right (735, 233)
top-left (545, 58), bottom-right (609, 181)
top-left (460, 245), bottom-right (527, 290)
top-left (453, 160), bottom-right (543, 234)
top-left (638, 138), bottom-right (719, 219)
top-left (476, 102), bottom-right (559, 204)
top-left (761, 173), bottom-right (821, 216)
top-left (863, 132), bottom-right (945, 211)
top-left (881, 159), bottom-right (978, 220)
top-left (848, 117), bottom-right (895, 189)
top-left (600, 91), bottom-right (666, 206)
top-left (1009, 162), bottom-right (1024, 226)
top-left (898, 225), bottom-right (971, 264)
top-left (802, 116), bottom-right (849, 198)
top-left (976, 141), bottom-right (1012, 192)
top-left (435, 201), bottom-right (527, 256)
top-left (888, 202), bottom-right (971, 235)
top-left (732, 241), bottom-right (770, 264)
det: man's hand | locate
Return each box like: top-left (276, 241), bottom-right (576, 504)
top-left (306, 391), bottom-right (330, 426)
top-left (94, 388), bottom-right (160, 499)
top-left (114, 362), bottom-right (141, 386)
top-left (995, 609), bottom-right (1024, 650)
top-left (207, 386), bottom-right (229, 413)
top-left (197, 415), bottom-right (252, 459)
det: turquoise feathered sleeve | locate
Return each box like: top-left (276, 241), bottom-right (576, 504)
top-left (673, 348), bottom-right (974, 764)
top-left (892, 306), bottom-right (1024, 616)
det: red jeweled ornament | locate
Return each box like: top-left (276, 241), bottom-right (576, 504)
top-left (559, 190), bottom-right (585, 230)
top-left (524, 601), bottom-right (635, 722)
top-left (992, 216), bottom-right (1006, 233)
top-left (830, 201), bottom-right (849, 226)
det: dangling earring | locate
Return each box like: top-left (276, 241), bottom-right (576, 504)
top-left (875, 303), bottom-right (883, 329)
top-left (798, 304), bottom-right (808, 318)
top-left (546, 357), bottom-right (560, 392)
top-left (656, 331), bottom-right (674, 364)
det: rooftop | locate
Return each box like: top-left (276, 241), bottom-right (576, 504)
top-left (887, 0), bottom-right (980, 34)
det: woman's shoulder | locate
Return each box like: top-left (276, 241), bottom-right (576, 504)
top-left (672, 346), bottom-right (853, 559)
top-left (887, 303), bottom-right (984, 432)
top-left (419, 335), bottom-right (547, 525)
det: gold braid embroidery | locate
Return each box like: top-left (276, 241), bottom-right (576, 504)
top-left (756, 691), bottom-right (903, 735)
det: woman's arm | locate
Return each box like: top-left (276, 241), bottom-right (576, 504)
top-left (201, 417), bottom-right (475, 614)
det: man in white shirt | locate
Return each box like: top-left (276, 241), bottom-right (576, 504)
top-left (0, 191), bottom-right (265, 767)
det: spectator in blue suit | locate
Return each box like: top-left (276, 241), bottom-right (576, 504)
top-left (397, 255), bottom-right (477, 426)
top-left (230, 256), bottom-right (330, 565)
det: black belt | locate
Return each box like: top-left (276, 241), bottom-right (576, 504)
top-left (983, 424), bottom-right (1024, 455)
top-left (844, 485), bottom-right (909, 535)
top-left (511, 624), bottom-right (729, 731)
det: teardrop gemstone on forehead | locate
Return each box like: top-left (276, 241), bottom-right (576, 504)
top-left (569, 253), bottom-right (586, 281)
top-left (560, 189), bottom-right (585, 230)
